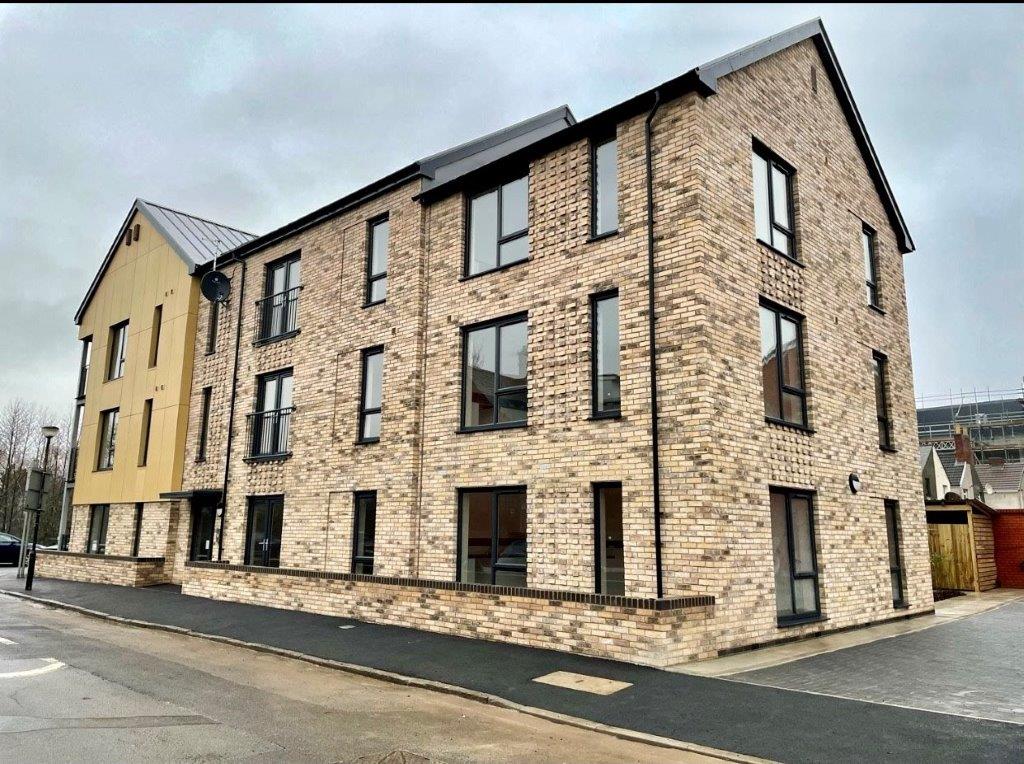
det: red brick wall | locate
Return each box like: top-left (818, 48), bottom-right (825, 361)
top-left (993, 512), bottom-right (1024, 588)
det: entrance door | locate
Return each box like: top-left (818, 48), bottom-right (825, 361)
top-left (190, 503), bottom-right (218, 562)
top-left (246, 495), bottom-right (284, 567)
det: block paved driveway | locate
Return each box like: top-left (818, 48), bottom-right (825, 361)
top-left (732, 598), bottom-right (1024, 725)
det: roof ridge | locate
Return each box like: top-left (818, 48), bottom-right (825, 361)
top-left (136, 198), bottom-right (258, 238)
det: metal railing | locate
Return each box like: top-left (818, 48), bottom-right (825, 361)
top-left (246, 407), bottom-right (294, 458)
top-left (255, 286), bottom-right (301, 342)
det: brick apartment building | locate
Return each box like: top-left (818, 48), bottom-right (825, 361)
top-left (45, 19), bottom-right (932, 666)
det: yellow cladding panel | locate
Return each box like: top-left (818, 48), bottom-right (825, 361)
top-left (73, 211), bottom-right (199, 504)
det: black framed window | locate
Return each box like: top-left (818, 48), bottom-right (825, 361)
top-left (770, 488), bottom-right (820, 624)
top-left (457, 487), bottom-right (526, 587)
top-left (592, 135), bottom-right (618, 237)
top-left (873, 351), bottom-right (894, 450)
top-left (591, 290), bottom-right (620, 417)
top-left (131, 502), bottom-right (144, 557)
top-left (863, 225), bottom-right (880, 308)
top-left (87, 504), bottom-right (109, 554)
top-left (197, 387), bottom-right (212, 461)
top-left (189, 503), bottom-right (217, 562)
top-left (148, 304), bottom-right (162, 367)
top-left (759, 301), bottom-right (808, 428)
top-left (257, 254), bottom-right (301, 341)
top-left (358, 347), bottom-right (383, 443)
top-left (245, 495), bottom-right (284, 567)
top-left (594, 483), bottom-right (624, 595)
top-left (138, 398), bottom-right (153, 467)
top-left (352, 491), bottom-right (377, 574)
top-left (752, 143), bottom-right (796, 258)
top-left (462, 314), bottom-right (527, 430)
top-left (77, 336), bottom-right (92, 398)
top-left (466, 175), bottom-right (528, 276)
top-left (365, 215), bottom-right (389, 305)
top-left (107, 321), bottom-right (128, 380)
top-left (206, 300), bottom-right (219, 354)
top-left (249, 369), bottom-right (293, 458)
top-left (884, 500), bottom-right (906, 607)
top-left (97, 408), bottom-right (118, 470)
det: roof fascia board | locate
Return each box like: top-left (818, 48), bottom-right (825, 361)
top-left (74, 205), bottom-right (141, 325)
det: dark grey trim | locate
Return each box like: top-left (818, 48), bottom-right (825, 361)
top-left (37, 550), bottom-right (165, 563)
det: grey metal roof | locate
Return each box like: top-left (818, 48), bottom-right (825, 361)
top-left (919, 445), bottom-right (933, 468)
top-left (937, 450), bottom-right (964, 486)
top-left (75, 200), bottom-right (257, 324)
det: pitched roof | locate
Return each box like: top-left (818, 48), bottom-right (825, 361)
top-left (937, 450), bottom-right (965, 487)
top-left (975, 462), bottom-right (1024, 493)
top-left (75, 200), bottom-right (256, 324)
top-left (918, 445), bottom-right (932, 468)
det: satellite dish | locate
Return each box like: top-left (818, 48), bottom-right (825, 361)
top-left (200, 270), bottom-right (231, 303)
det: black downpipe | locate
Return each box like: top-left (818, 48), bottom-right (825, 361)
top-left (645, 90), bottom-right (664, 599)
top-left (218, 256), bottom-right (247, 561)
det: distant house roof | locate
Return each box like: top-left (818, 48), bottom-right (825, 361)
top-left (976, 462), bottom-right (1024, 493)
top-left (937, 450), bottom-right (962, 486)
top-left (918, 445), bottom-right (932, 468)
top-left (75, 199), bottom-right (256, 324)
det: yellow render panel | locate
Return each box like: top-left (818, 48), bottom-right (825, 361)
top-left (73, 211), bottom-right (199, 505)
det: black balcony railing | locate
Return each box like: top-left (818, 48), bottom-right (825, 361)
top-left (255, 286), bottom-right (301, 343)
top-left (246, 407), bottom-right (294, 459)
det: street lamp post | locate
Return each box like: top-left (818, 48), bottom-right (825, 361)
top-left (25, 425), bottom-right (59, 592)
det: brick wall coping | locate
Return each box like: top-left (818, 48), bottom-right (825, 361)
top-left (186, 561), bottom-right (714, 611)
top-left (37, 550), bottom-right (165, 563)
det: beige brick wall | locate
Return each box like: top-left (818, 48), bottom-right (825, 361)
top-left (36, 551), bottom-right (167, 587)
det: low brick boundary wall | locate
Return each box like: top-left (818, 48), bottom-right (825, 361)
top-left (36, 550), bottom-right (168, 587)
top-left (183, 562), bottom-right (716, 666)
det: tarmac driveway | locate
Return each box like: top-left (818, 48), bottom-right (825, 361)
top-left (732, 598), bottom-right (1024, 725)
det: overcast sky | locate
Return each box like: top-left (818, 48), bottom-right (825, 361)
top-left (1, 3), bottom-right (1021, 418)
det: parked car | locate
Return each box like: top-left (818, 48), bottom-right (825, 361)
top-left (0, 532), bottom-right (21, 565)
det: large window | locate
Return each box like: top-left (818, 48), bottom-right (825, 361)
top-left (594, 483), bottom-right (624, 595)
top-left (770, 489), bottom-right (820, 624)
top-left (863, 225), bottom-right (880, 308)
top-left (197, 387), bottom-right (212, 461)
top-left (77, 336), bottom-right (92, 398)
top-left (591, 290), bottom-right (620, 417)
top-left (352, 491), bottom-right (377, 574)
top-left (138, 398), bottom-right (153, 467)
top-left (462, 314), bottom-right (527, 430)
top-left (752, 143), bottom-right (796, 257)
top-left (107, 321), bottom-right (128, 380)
top-left (466, 175), bottom-right (528, 276)
top-left (365, 215), bottom-right (389, 305)
top-left (148, 304), bottom-right (162, 367)
top-left (87, 504), bottom-right (109, 554)
top-left (131, 502), bottom-right (144, 557)
top-left (358, 347), bottom-right (383, 443)
top-left (458, 487), bottom-right (527, 587)
top-left (760, 301), bottom-right (807, 428)
top-left (249, 370), bottom-right (293, 458)
top-left (97, 408), bottom-right (119, 470)
top-left (245, 495), bottom-right (283, 567)
top-left (873, 352), bottom-right (893, 450)
top-left (592, 135), bottom-right (618, 237)
top-left (884, 500), bottom-right (905, 607)
top-left (206, 300), bottom-right (219, 354)
top-left (257, 254), bottom-right (301, 342)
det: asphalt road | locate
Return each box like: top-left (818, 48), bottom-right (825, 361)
top-left (0, 596), bottom-right (713, 763)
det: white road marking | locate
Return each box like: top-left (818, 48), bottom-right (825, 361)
top-left (0, 658), bottom-right (65, 678)
top-left (0, 636), bottom-right (17, 645)
top-left (338, 625), bottom-right (356, 630)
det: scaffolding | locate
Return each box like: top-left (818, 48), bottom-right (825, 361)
top-left (917, 384), bottom-right (1024, 463)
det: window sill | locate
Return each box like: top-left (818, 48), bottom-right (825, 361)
top-left (777, 614), bottom-right (826, 629)
top-left (254, 329), bottom-right (300, 347)
top-left (765, 417), bottom-right (815, 435)
top-left (243, 453), bottom-right (292, 464)
top-left (588, 412), bottom-right (622, 422)
top-left (879, 445), bottom-right (898, 454)
top-left (354, 438), bottom-right (380, 446)
top-left (459, 257), bottom-right (531, 282)
top-left (868, 303), bottom-right (886, 316)
top-left (195, 456), bottom-right (207, 464)
top-left (757, 239), bottom-right (805, 268)
top-left (893, 601), bottom-right (909, 610)
top-left (456, 422), bottom-right (529, 435)
top-left (362, 299), bottom-right (386, 310)
top-left (94, 466), bottom-right (113, 473)
top-left (587, 229), bottom-right (620, 244)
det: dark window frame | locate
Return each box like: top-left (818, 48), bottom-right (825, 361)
top-left (459, 312), bottom-right (529, 432)
top-left (107, 320), bottom-right (129, 381)
top-left (131, 502), bottom-right (144, 557)
top-left (256, 252), bottom-right (302, 343)
top-left (771, 487), bottom-right (821, 626)
top-left (96, 407), bottom-right (119, 470)
top-left (884, 500), bottom-right (906, 607)
top-left (752, 140), bottom-right (797, 260)
top-left (863, 224), bottom-right (881, 309)
top-left (249, 368), bottom-right (294, 459)
top-left (874, 351), bottom-right (894, 451)
top-left (357, 346), bottom-right (384, 444)
top-left (138, 398), bottom-right (153, 467)
top-left (206, 300), bottom-right (220, 355)
top-left (456, 485), bottom-right (528, 586)
top-left (760, 298), bottom-right (809, 430)
top-left (148, 304), bottom-right (162, 367)
top-left (364, 213), bottom-right (389, 307)
top-left (590, 289), bottom-right (621, 419)
top-left (77, 336), bottom-right (92, 398)
top-left (197, 386), bottom-right (213, 461)
top-left (87, 504), bottom-right (110, 554)
top-left (351, 490), bottom-right (377, 574)
top-left (463, 173), bottom-right (530, 278)
top-left (590, 132), bottom-right (619, 239)
top-left (593, 481), bottom-right (625, 595)
top-left (244, 494), bottom-right (284, 568)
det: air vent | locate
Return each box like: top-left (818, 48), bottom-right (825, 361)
top-left (134, 224), bottom-right (140, 241)
top-left (124, 229), bottom-right (132, 247)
